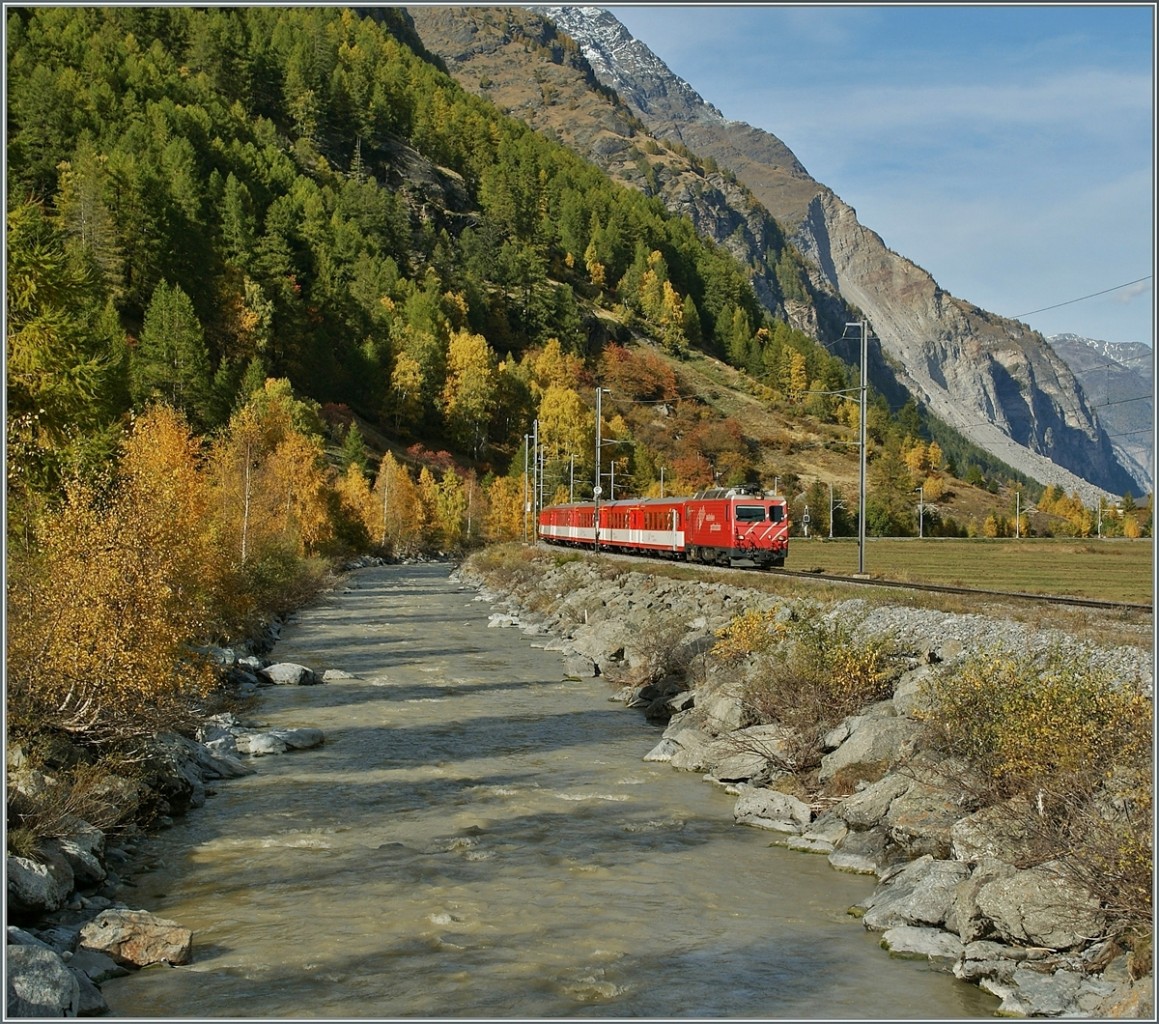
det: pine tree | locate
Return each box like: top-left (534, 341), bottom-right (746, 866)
top-left (131, 281), bottom-right (216, 428)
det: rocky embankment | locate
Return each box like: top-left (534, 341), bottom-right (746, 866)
top-left (455, 553), bottom-right (1154, 1019)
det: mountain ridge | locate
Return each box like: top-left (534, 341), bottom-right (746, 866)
top-left (1047, 334), bottom-right (1154, 495)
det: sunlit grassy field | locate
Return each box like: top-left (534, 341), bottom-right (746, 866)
top-left (784, 537), bottom-right (1154, 606)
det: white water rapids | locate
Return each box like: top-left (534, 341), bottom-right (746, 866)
top-left (100, 562), bottom-right (998, 1019)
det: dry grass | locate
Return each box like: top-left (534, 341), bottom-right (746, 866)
top-left (787, 537), bottom-right (1154, 605)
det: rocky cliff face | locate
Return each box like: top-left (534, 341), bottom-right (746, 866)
top-left (407, 4), bottom-right (1140, 502)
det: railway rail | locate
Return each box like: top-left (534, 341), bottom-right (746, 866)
top-left (771, 566), bottom-right (1153, 613)
top-left (576, 547), bottom-right (1153, 614)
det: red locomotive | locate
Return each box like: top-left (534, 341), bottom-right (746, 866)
top-left (538, 486), bottom-right (790, 569)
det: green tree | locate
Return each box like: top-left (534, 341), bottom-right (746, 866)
top-left (130, 281), bottom-right (216, 428)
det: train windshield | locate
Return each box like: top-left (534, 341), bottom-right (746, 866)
top-left (735, 505), bottom-right (766, 522)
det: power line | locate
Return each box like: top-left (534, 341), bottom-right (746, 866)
top-left (1010, 276), bottom-right (1152, 319)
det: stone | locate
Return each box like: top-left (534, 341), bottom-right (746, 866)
top-left (975, 862), bottom-right (1105, 950)
top-left (890, 664), bottom-right (938, 717)
top-left (985, 965), bottom-right (1088, 1018)
top-left (789, 814), bottom-right (849, 855)
top-left (733, 787), bottom-right (812, 833)
top-left (7, 854), bottom-right (73, 922)
top-left (47, 835), bottom-right (106, 889)
top-left (819, 716), bottom-right (917, 785)
top-left (835, 774), bottom-right (910, 830)
top-left (66, 947), bottom-right (131, 984)
top-left (951, 857), bottom-right (1017, 943)
top-left (5, 944), bottom-right (80, 1018)
top-left (879, 925), bottom-right (964, 962)
top-left (258, 662), bottom-right (319, 686)
top-left (563, 654), bottom-right (598, 679)
top-left (78, 909), bottom-right (193, 967)
top-left (951, 796), bottom-right (1041, 865)
top-left (270, 727), bottom-right (325, 751)
top-left (860, 855), bottom-right (970, 931)
top-left (71, 965), bottom-right (109, 1016)
top-left (234, 732), bottom-right (288, 757)
top-left (884, 778), bottom-right (963, 859)
top-left (694, 688), bottom-right (748, 736)
top-left (828, 828), bottom-right (889, 875)
top-left (642, 738), bottom-right (680, 762)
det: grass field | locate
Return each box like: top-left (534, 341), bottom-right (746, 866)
top-left (784, 537), bottom-right (1155, 606)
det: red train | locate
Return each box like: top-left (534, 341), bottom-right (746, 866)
top-left (538, 486), bottom-right (790, 569)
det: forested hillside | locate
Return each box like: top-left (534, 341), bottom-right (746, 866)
top-left (8, 5), bottom-right (841, 484)
top-left (7, 4), bottom-right (1070, 535)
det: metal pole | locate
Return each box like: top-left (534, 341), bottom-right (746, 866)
top-left (594, 388), bottom-right (603, 555)
top-left (858, 320), bottom-right (868, 575)
top-left (660, 466), bottom-right (665, 498)
top-left (532, 419), bottom-right (539, 528)
top-left (829, 483), bottom-right (834, 539)
top-left (569, 454), bottom-right (574, 502)
top-left (610, 459), bottom-right (615, 500)
top-left (523, 434), bottom-right (530, 544)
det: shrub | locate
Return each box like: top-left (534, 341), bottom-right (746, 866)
top-left (710, 606), bottom-right (785, 663)
top-left (916, 648), bottom-right (1150, 800)
top-left (6, 760), bottom-right (135, 855)
top-left (917, 648), bottom-right (1152, 937)
top-left (721, 612), bottom-right (897, 773)
top-left (6, 474), bottom-right (217, 749)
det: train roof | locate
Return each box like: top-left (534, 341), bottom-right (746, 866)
top-left (542, 488), bottom-right (786, 509)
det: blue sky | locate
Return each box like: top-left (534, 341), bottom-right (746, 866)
top-left (604, 3), bottom-right (1155, 347)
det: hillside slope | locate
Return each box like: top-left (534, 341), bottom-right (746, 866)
top-left (408, 4), bottom-right (1139, 503)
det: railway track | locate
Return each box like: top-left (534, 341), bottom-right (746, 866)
top-left (771, 566), bottom-right (1153, 613)
top-left (579, 548), bottom-right (1153, 614)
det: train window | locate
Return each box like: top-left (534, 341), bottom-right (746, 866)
top-left (735, 505), bottom-right (766, 522)
top-left (770, 505), bottom-right (784, 522)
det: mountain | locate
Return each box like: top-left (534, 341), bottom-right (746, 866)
top-left (406, 4), bottom-right (1141, 504)
top-left (1046, 335), bottom-right (1154, 495)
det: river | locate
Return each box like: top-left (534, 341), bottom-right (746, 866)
top-left (100, 562), bottom-right (998, 1019)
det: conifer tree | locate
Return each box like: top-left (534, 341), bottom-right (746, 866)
top-left (131, 281), bottom-right (216, 428)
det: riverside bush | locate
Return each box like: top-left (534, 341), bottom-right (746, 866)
top-left (917, 649), bottom-right (1153, 937)
top-left (717, 612), bottom-right (896, 773)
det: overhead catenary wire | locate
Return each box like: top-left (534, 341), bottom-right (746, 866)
top-left (1009, 276), bottom-right (1152, 319)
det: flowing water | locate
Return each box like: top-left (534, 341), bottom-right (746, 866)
top-left (100, 563), bottom-right (997, 1019)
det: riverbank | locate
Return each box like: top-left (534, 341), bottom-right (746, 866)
top-left (23, 559), bottom-right (998, 1019)
top-left (7, 552), bottom-right (1152, 1018)
top-left (455, 545), bottom-right (1155, 1019)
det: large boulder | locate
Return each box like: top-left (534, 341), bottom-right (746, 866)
top-left (692, 687), bottom-right (749, 736)
top-left (883, 777), bottom-right (964, 859)
top-left (879, 925), bottom-right (964, 962)
top-left (974, 862), bottom-right (1106, 950)
top-left (78, 909), bottom-right (193, 967)
top-left (834, 773), bottom-right (910, 830)
top-left (733, 787), bottom-right (812, 833)
top-left (6, 850), bottom-right (74, 923)
top-left (258, 662), bottom-right (320, 686)
top-left (5, 944), bottom-right (80, 1018)
top-left (859, 855), bottom-right (971, 932)
top-left (950, 857), bottom-right (1018, 943)
top-left (951, 796), bottom-right (1042, 866)
top-left (818, 715), bottom-right (919, 787)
